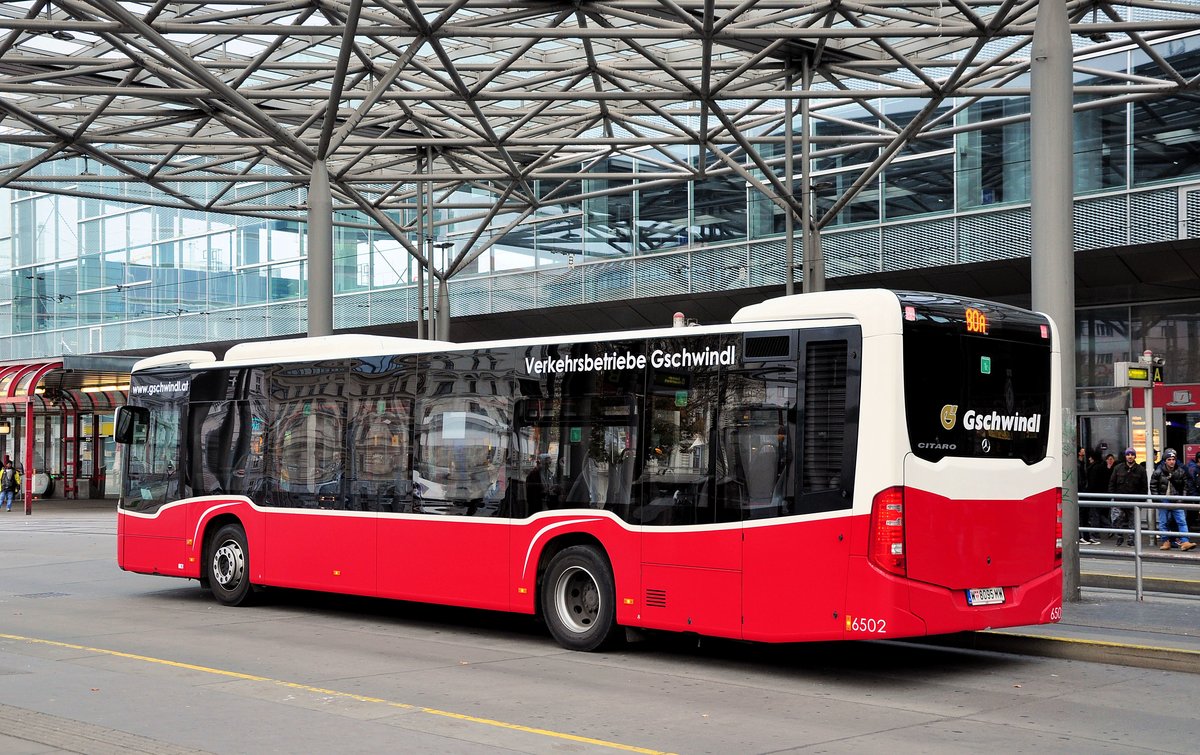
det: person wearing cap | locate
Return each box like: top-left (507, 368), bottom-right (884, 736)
top-left (1151, 449), bottom-right (1195, 551)
top-left (1108, 447), bottom-right (1146, 547)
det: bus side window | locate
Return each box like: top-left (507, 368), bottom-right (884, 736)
top-left (349, 397), bottom-right (411, 513)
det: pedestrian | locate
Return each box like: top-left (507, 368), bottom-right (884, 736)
top-left (1096, 452), bottom-right (1118, 538)
top-left (1078, 448), bottom-right (1101, 545)
top-left (0, 458), bottom-right (19, 512)
top-left (1108, 448), bottom-right (1145, 547)
top-left (1151, 449), bottom-right (1195, 551)
top-left (1185, 451), bottom-right (1200, 531)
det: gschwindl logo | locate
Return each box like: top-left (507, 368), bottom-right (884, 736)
top-left (963, 409), bottom-right (1042, 433)
top-left (940, 404), bottom-right (958, 430)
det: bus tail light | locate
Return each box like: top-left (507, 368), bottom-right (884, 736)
top-left (1054, 488), bottom-right (1063, 562)
top-left (869, 487), bottom-right (906, 577)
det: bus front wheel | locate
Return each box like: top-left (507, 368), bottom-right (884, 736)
top-left (208, 523), bottom-right (256, 606)
top-left (541, 545), bottom-right (617, 652)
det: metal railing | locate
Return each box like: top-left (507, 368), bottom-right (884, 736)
top-left (1078, 492), bottom-right (1200, 600)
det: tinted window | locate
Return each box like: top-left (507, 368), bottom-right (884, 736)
top-left (122, 369), bottom-right (190, 511)
top-left (414, 350), bottom-right (514, 517)
top-left (905, 330), bottom-right (1051, 464)
top-left (260, 362), bottom-right (348, 508)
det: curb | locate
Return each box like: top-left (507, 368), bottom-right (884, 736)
top-left (909, 631), bottom-right (1200, 674)
top-left (1082, 572), bottom-right (1200, 596)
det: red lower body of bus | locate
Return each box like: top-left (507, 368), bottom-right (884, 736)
top-left (118, 487), bottom-right (1061, 643)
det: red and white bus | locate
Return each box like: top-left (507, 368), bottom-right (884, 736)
top-left (116, 289), bottom-right (1063, 651)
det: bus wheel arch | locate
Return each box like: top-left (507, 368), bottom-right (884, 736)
top-left (537, 536), bottom-right (619, 652)
top-left (204, 517), bottom-right (259, 606)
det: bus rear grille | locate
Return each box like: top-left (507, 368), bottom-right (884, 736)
top-left (645, 588), bottom-right (668, 608)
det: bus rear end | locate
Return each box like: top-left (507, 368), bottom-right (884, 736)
top-left (849, 293), bottom-right (1062, 639)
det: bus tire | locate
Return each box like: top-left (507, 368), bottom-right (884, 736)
top-left (207, 523), bottom-right (256, 606)
top-left (541, 545), bottom-right (617, 652)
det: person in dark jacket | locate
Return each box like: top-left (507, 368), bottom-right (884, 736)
top-left (1077, 449), bottom-right (1102, 544)
top-left (1109, 448), bottom-right (1146, 547)
top-left (1151, 449), bottom-right (1195, 551)
top-left (1087, 448), bottom-right (1113, 535)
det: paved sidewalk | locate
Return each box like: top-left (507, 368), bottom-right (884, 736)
top-left (985, 589), bottom-right (1200, 671)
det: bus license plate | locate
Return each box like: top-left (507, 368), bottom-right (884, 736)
top-left (966, 587), bottom-right (1005, 606)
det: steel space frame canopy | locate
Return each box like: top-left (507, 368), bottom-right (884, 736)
top-left (0, 0), bottom-right (1198, 273)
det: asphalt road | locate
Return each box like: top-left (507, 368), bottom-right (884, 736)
top-left (2, 509), bottom-right (1196, 754)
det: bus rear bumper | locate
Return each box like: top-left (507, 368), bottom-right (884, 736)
top-left (908, 566), bottom-right (1064, 635)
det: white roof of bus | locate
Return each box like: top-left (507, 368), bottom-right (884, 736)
top-left (733, 289), bottom-right (902, 337)
top-left (130, 289), bottom-right (907, 373)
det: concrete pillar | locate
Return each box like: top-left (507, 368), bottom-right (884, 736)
top-left (1031, 0), bottom-right (1078, 600)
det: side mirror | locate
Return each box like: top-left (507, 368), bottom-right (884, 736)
top-left (114, 405), bottom-right (149, 444)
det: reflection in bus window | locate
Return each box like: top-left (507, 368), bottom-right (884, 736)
top-left (719, 363), bottom-right (797, 521)
top-left (349, 397), bottom-right (412, 512)
top-left (121, 400), bottom-right (182, 512)
top-left (415, 396), bottom-right (510, 516)
top-left (268, 398), bottom-right (344, 509)
top-left (639, 376), bottom-right (718, 526)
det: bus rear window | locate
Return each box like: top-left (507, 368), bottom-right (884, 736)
top-left (904, 330), bottom-right (1051, 464)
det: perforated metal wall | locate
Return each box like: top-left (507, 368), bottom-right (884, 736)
top-left (1131, 190), bottom-right (1177, 245)
top-left (1075, 195), bottom-right (1128, 251)
top-left (1186, 189), bottom-right (1200, 239)
top-left (823, 228), bottom-right (880, 277)
top-left (749, 241), bottom-right (788, 287)
top-left (882, 218), bottom-right (956, 271)
top-left (958, 208), bottom-right (1031, 264)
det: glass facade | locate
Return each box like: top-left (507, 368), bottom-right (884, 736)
top-left (2, 37), bottom-right (1200, 360)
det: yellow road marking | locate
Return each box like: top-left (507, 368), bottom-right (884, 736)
top-left (0, 633), bottom-right (675, 754)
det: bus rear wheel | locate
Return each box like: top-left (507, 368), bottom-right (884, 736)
top-left (541, 545), bottom-right (617, 652)
top-left (208, 523), bottom-right (256, 606)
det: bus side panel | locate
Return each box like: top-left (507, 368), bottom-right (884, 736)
top-left (377, 516), bottom-right (509, 611)
top-left (117, 506), bottom-right (188, 578)
top-left (842, 556), bottom-right (928, 640)
top-left (639, 526), bottom-right (742, 638)
top-left (263, 511), bottom-right (378, 595)
top-left (742, 518), bottom-right (851, 643)
top-left (188, 499), bottom-right (260, 581)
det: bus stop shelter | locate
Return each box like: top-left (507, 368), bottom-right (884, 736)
top-left (0, 355), bottom-right (138, 514)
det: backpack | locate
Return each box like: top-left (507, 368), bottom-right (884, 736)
top-left (0, 468), bottom-right (14, 492)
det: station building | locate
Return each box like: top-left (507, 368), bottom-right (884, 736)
top-left (1, 17), bottom-right (1200, 495)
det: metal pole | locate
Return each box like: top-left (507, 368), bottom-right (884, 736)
top-left (800, 56), bottom-right (824, 293)
top-left (1143, 380), bottom-right (1154, 566)
top-left (414, 159), bottom-right (425, 340)
top-left (437, 279), bottom-right (450, 341)
top-left (784, 70), bottom-right (794, 297)
top-left (307, 160), bottom-right (333, 337)
top-left (1133, 501), bottom-right (1143, 600)
top-left (426, 146), bottom-right (436, 341)
top-left (1030, 0), bottom-right (1078, 600)
top-left (23, 400), bottom-right (33, 515)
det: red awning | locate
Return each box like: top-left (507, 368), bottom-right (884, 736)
top-left (0, 360), bottom-right (63, 404)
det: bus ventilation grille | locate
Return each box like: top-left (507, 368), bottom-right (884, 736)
top-left (645, 589), bottom-right (668, 608)
top-left (743, 334), bottom-right (793, 361)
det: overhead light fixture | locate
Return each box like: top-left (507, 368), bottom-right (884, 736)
top-left (80, 384), bottom-right (131, 394)
top-left (0, 420), bottom-right (10, 435)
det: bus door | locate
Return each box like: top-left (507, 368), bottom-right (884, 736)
top-left (261, 364), bottom-right (377, 595)
top-left (638, 335), bottom-right (742, 638)
top-left (117, 371), bottom-right (190, 574)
